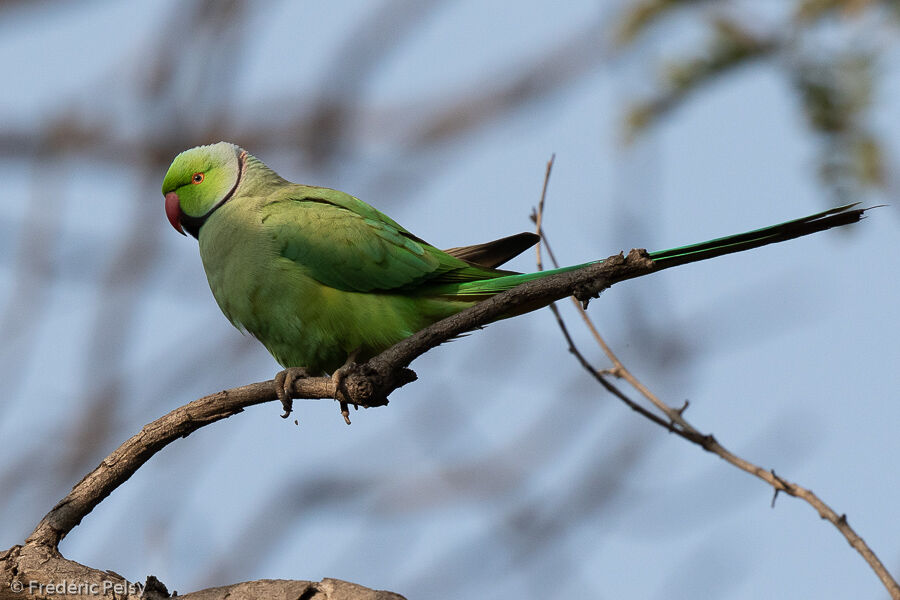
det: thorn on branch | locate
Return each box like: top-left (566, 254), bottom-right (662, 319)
top-left (675, 399), bottom-right (690, 416)
top-left (770, 469), bottom-right (788, 487)
top-left (769, 469), bottom-right (791, 507)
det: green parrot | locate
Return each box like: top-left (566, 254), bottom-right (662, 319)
top-left (162, 142), bottom-right (866, 417)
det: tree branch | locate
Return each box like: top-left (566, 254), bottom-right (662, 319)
top-left (0, 244), bottom-right (660, 598)
top-left (13, 249), bottom-right (657, 557)
top-left (530, 163), bottom-right (900, 600)
top-left (1, 542), bottom-right (405, 600)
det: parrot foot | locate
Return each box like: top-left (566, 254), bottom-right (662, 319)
top-left (274, 367), bottom-right (311, 419)
top-left (332, 349), bottom-right (362, 425)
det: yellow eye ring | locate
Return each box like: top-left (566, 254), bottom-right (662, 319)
top-left (191, 172), bottom-right (205, 184)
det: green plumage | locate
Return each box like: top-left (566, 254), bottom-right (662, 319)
top-left (162, 142), bottom-right (865, 374)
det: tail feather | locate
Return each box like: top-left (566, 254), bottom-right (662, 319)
top-left (429, 203), bottom-right (869, 300)
top-left (444, 232), bottom-right (541, 268)
top-left (649, 202), bottom-right (866, 269)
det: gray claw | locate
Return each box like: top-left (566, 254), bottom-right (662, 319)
top-left (274, 367), bottom-right (310, 419)
top-left (332, 349), bottom-right (361, 425)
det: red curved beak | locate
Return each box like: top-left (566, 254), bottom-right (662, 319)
top-left (165, 192), bottom-right (185, 235)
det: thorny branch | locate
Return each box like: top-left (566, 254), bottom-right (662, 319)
top-left (529, 155), bottom-right (900, 600)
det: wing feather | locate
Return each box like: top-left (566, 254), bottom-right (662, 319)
top-left (263, 188), bottom-right (502, 293)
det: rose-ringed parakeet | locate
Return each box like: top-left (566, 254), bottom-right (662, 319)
top-left (162, 142), bottom-right (866, 420)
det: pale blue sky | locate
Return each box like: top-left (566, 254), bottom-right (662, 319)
top-left (1, 2), bottom-right (898, 599)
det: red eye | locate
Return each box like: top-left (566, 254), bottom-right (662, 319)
top-left (191, 172), bottom-right (205, 184)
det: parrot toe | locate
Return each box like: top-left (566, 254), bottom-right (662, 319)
top-left (332, 349), bottom-right (362, 425)
top-left (274, 367), bottom-right (311, 419)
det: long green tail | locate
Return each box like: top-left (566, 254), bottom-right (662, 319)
top-left (440, 203), bottom-right (868, 299)
top-left (646, 202), bottom-right (866, 268)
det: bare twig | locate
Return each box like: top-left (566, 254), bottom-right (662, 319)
top-left (25, 379), bottom-right (330, 549)
top-left (530, 172), bottom-right (900, 600)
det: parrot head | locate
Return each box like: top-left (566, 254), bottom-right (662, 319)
top-left (162, 142), bottom-right (244, 238)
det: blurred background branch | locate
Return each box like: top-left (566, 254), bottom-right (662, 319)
top-left (619, 0), bottom-right (897, 200)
